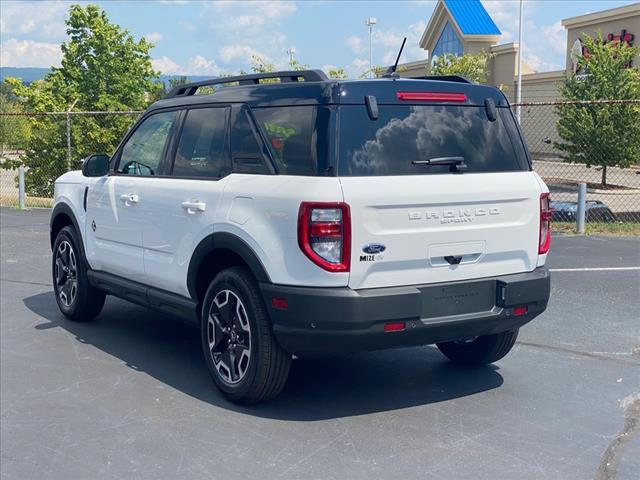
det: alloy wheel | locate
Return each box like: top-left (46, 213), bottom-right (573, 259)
top-left (207, 290), bottom-right (252, 384)
top-left (55, 240), bottom-right (77, 307)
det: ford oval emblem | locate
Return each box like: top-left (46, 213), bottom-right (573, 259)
top-left (362, 243), bottom-right (386, 254)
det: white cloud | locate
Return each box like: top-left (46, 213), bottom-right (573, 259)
top-left (203, 0), bottom-right (295, 68)
top-left (212, 1), bottom-right (297, 19)
top-left (227, 15), bottom-right (265, 29)
top-left (144, 32), bottom-right (164, 43)
top-left (152, 55), bottom-right (221, 75)
top-left (347, 19), bottom-right (428, 74)
top-left (347, 35), bottom-right (365, 54)
top-left (219, 45), bottom-right (265, 63)
top-left (483, 1), bottom-right (565, 72)
top-left (0, 1), bottom-right (67, 41)
top-left (187, 55), bottom-right (219, 75)
top-left (152, 55), bottom-right (183, 75)
top-left (541, 21), bottom-right (567, 55)
top-left (0, 38), bottom-right (62, 68)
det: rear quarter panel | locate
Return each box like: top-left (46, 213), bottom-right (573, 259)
top-left (217, 174), bottom-right (347, 287)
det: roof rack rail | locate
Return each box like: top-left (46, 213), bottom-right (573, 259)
top-left (416, 75), bottom-right (473, 84)
top-left (166, 69), bottom-right (329, 98)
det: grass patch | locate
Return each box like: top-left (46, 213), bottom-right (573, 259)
top-left (554, 221), bottom-right (640, 236)
top-left (0, 195), bottom-right (53, 209)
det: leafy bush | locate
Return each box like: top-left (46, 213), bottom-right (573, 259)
top-left (555, 33), bottom-right (640, 186)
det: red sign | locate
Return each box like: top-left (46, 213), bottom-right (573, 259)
top-left (606, 29), bottom-right (634, 46)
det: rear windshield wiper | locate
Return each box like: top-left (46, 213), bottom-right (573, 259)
top-left (412, 156), bottom-right (468, 172)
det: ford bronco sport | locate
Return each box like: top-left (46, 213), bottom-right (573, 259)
top-left (50, 70), bottom-right (551, 404)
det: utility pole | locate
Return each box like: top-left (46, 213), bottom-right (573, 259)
top-left (66, 98), bottom-right (79, 171)
top-left (516, 0), bottom-right (524, 122)
top-left (366, 17), bottom-right (377, 78)
top-left (286, 48), bottom-right (296, 69)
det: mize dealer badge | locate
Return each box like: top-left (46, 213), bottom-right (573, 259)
top-left (360, 244), bottom-right (386, 262)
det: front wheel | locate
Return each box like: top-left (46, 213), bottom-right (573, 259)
top-left (436, 329), bottom-right (519, 365)
top-left (201, 267), bottom-right (291, 404)
top-left (52, 226), bottom-right (105, 321)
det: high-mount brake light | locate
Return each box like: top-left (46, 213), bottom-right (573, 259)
top-left (396, 92), bottom-right (467, 102)
top-left (298, 202), bottom-right (351, 272)
top-left (539, 193), bottom-right (552, 254)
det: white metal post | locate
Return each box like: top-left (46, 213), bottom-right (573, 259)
top-left (286, 48), bottom-right (296, 69)
top-left (366, 17), bottom-right (377, 78)
top-left (516, 0), bottom-right (524, 122)
top-left (577, 182), bottom-right (587, 234)
top-left (18, 164), bottom-right (26, 210)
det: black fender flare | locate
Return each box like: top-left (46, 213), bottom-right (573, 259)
top-left (186, 232), bottom-right (271, 301)
top-left (50, 202), bottom-right (87, 261)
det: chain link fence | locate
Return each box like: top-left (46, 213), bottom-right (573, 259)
top-left (1, 102), bottom-right (639, 224)
top-left (516, 99), bottom-right (640, 223)
top-left (1, 111), bottom-right (142, 208)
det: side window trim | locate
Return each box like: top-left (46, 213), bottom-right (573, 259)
top-left (166, 105), bottom-right (232, 180)
top-left (111, 107), bottom-right (181, 177)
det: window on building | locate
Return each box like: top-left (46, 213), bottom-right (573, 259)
top-left (432, 21), bottom-right (463, 57)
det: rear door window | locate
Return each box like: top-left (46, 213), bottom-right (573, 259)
top-left (338, 105), bottom-right (528, 176)
top-left (172, 107), bottom-right (228, 178)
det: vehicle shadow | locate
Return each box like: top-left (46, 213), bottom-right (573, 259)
top-left (24, 291), bottom-right (504, 421)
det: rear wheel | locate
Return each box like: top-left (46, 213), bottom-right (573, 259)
top-left (436, 329), bottom-right (519, 365)
top-left (201, 267), bottom-right (291, 404)
top-left (52, 226), bottom-right (105, 321)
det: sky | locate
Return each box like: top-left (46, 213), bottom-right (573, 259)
top-left (0, 0), bottom-right (636, 78)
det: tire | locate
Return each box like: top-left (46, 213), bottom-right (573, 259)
top-left (436, 329), bottom-right (519, 366)
top-left (52, 226), bottom-right (106, 321)
top-left (200, 266), bottom-right (291, 404)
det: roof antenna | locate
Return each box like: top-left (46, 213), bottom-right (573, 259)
top-left (383, 37), bottom-right (407, 79)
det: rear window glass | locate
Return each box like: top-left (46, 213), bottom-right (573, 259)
top-left (338, 105), bottom-right (528, 176)
top-left (252, 106), bottom-right (330, 176)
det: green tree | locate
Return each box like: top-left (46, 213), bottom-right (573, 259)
top-left (327, 68), bottom-right (348, 79)
top-left (0, 81), bottom-right (31, 153)
top-left (7, 4), bottom-right (159, 196)
top-left (555, 32), bottom-right (640, 185)
top-left (430, 52), bottom-right (491, 83)
top-left (251, 55), bottom-right (276, 74)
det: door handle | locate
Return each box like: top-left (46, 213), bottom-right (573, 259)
top-left (181, 200), bottom-right (206, 214)
top-left (119, 193), bottom-right (139, 206)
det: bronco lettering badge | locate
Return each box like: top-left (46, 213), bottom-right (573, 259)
top-left (412, 207), bottom-right (502, 224)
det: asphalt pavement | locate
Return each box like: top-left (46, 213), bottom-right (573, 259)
top-left (1, 207), bottom-right (638, 480)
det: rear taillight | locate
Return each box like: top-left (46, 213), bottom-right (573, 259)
top-left (539, 193), bottom-right (552, 254)
top-left (298, 202), bottom-right (351, 272)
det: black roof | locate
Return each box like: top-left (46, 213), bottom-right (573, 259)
top-left (150, 70), bottom-right (509, 112)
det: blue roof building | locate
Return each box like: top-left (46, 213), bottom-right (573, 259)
top-left (419, 0), bottom-right (503, 59)
top-left (443, 0), bottom-right (501, 35)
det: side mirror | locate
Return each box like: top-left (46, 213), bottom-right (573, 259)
top-left (82, 154), bottom-right (110, 177)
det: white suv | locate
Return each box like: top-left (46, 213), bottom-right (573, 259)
top-left (50, 70), bottom-right (551, 404)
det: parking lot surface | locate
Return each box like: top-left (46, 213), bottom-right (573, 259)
top-left (1, 207), bottom-right (639, 480)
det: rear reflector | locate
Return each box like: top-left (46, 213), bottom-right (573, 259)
top-left (512, 306), bottom-right (528, 316)
top-left (271, 298), bottom-right (289, 310)
top-left (396, 92), bottom-right (467, 102)
top-left (383, 321), bottom-right (406, 332)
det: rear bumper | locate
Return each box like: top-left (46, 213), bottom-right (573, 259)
top-left (261, 267), bottom-right (550, 356)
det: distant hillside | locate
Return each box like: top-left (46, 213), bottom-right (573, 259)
top-left (1, 67), bottom-right (215, 85)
